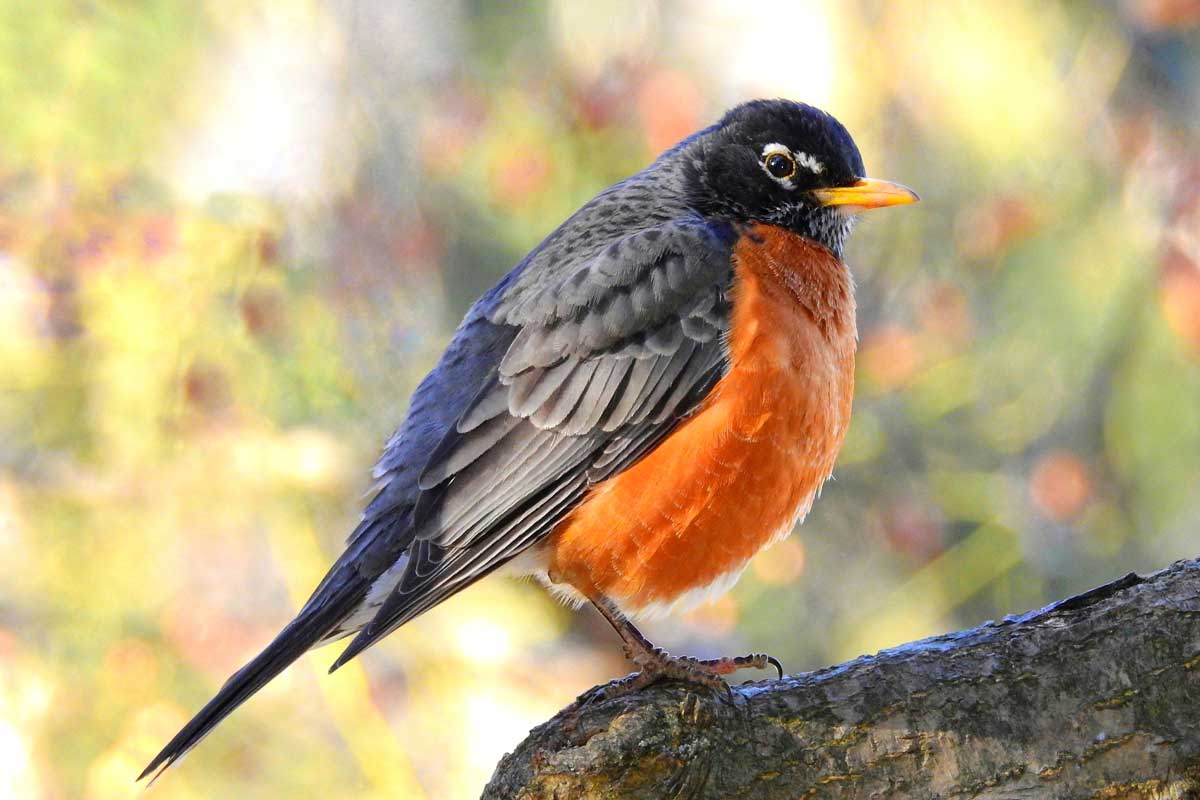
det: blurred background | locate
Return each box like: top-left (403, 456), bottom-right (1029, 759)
top-left (2, 0), bottom-right (1199, 797)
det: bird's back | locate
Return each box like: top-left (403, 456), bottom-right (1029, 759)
top-left (355, 150), bottom-right (699, 552)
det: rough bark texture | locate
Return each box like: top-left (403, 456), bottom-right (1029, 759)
top-left (484, 559), bottom-right (1200, 799)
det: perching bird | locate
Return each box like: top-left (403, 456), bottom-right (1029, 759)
top-left (140, 98), bottom-right (917, 780)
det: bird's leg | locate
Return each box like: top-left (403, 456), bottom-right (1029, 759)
top-left (588, 595), bottom-right (783, 700)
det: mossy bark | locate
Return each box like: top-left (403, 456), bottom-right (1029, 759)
top-left (485, 559), bottom-right (1200, 799)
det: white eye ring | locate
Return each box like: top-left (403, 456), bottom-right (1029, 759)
top-left (760, 142), bottom-right (825, 190)
top-left (761, 143), bottom-right (795, 188)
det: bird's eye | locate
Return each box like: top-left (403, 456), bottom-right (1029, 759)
top-left (765, 152), bottom-right (796, 180)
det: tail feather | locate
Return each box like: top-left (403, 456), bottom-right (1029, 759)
top-left (137, 575), bottom-right (365, 783)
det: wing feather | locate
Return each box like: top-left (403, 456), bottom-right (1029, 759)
top-left (568, 356), bottom-right (625, 434)
top-left (530, 359), bottom-right (598, 429)
top-left (507, 359), bottom-right (574, 418)
top-left (334, 216), bottom-right (736, 665)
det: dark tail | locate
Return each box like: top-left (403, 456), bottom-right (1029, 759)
top-left (137, 572), bottom-right (366, 783)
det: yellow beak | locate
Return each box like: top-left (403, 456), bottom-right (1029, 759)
top-left (812, 178), bottom-right (919, 211)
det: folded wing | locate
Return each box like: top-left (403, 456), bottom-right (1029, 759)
top-left (330, 216), bottom-right (736, 669)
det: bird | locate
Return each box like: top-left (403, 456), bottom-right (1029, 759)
top-left (139, 98), bottom-right (917, 781)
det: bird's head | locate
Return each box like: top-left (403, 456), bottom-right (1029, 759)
top-left (684, 99), bottom-right (918, 256)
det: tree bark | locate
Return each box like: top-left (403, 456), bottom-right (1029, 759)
top-left (484, 558), bottom-right (1200, 799)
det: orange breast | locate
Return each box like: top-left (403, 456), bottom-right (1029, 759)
top-left (546, 224), bottom-right (858, 617)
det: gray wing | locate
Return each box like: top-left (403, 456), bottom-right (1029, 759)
top-left (330, 215), bottom-right (735, 668)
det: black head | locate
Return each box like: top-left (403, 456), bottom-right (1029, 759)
top-left (684, 99), bottom-right (916, 256)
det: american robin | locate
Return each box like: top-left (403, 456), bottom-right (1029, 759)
top-left (140, 98), bottom-right (917, 780)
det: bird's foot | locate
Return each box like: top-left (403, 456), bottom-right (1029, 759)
top-left (594, 646), bottom-right (783, 701)
top-left (581, 595), bottom-right (782, 705)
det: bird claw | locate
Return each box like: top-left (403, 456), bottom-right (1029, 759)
top-left (569, 670), bottom-right (652, 709)
top-left (601, 649), bottom-right (784, 700)
top-left (590, 596), bottom-right (782, 704)
top-left (767, 654), bottom-right (784, 680)
top-left (692, 651), bottom-right (785, 682)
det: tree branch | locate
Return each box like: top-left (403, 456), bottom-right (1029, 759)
top-left (484, 558), bottom-right (1200, 799)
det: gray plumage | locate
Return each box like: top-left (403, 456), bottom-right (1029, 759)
top-left (139, 131), bottom-right (738, 782)
top-left (140, 98), bottom-right (875, 782)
